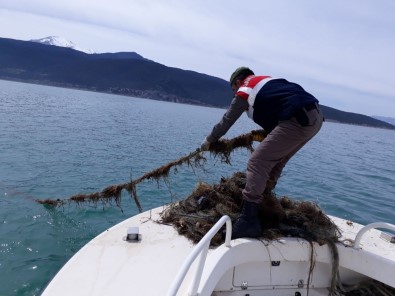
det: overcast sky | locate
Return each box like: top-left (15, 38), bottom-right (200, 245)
top-left (1, 0), bottom-right (394, 117)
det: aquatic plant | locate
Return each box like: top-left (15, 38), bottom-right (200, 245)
top-left (36, 129), bottom-right (267, 209)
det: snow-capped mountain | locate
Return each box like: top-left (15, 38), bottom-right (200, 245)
top-left (30, 36), bottom-right (95, 54)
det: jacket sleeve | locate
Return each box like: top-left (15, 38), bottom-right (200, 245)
top-left (206, 96), bottom-right (249, 143)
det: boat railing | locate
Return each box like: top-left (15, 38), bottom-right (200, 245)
top-left (354, 222), bottom-right (395, 248)
top-left (166, 215), bottom-right (232, 296)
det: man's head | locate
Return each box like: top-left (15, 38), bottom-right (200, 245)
top-left (229, 67), bottom-right (254, 91)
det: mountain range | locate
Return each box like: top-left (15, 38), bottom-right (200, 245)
top-left (372, 116), bottom-right (395, 126)
top-left (0, 37), bottom-right (394, 130)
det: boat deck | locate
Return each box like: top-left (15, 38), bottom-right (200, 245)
top-left (41, 206), bottom-right (395, 296)
top-left (42, 207), bottom-right (196, 295)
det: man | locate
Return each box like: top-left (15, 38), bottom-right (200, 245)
top-left (201, 67), bottom-right (324, 239)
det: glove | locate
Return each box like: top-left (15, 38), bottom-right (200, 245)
top-left (200, 137), bottom-right (211, 151)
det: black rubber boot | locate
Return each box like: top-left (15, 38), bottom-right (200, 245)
top-left (231, 201), bottom-right (262, 239)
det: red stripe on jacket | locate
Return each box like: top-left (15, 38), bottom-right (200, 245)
top-left (235, 75), bottom-right (272, 100)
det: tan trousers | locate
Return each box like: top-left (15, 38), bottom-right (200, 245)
top-left (243, 108), bottom-right (324, 203)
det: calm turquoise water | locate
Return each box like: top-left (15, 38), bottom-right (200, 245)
top-left (0, 80), bottom-right (394, 295)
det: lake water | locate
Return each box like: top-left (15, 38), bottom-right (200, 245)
top-left (0, 79), bottom-right (394, 295)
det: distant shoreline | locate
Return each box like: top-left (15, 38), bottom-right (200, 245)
top-left (1, 78), bottom-right (394, 131)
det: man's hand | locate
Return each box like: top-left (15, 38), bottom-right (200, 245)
top-left (200, 137), bottom-right (211, 151)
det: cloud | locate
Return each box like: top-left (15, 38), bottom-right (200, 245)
top-left (1, 0), bottom-right (394, 116)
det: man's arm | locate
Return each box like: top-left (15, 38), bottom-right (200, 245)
top-left (206, 96), bottom-right (248, 143)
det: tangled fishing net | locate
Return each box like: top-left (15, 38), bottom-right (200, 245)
top-left (36, 129), bottom-right (267, 209)
top-left (160, 172), bottom-right (395, 296)
top-left (160, 171), bottom-right (340, 246)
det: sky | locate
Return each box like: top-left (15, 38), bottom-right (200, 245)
top-left (1, 0), bottom-right (395, 117)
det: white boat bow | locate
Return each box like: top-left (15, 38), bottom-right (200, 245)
top-left (42, 206), bottom-right (395, 296)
